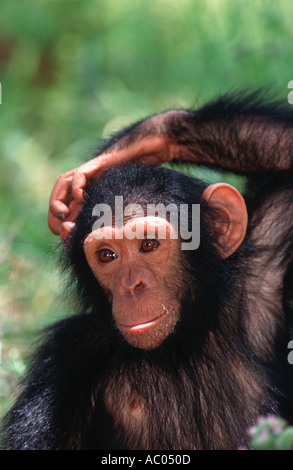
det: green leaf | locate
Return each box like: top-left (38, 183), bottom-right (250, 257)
top-left (274, 428), bottom-right (293, 450)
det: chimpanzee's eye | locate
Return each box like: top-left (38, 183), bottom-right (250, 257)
top-left (140, 239), bottom-right (159, 253)
top-left (98, 249), bottom-right (118, 263)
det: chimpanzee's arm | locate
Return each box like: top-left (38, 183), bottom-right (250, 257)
top-left (48, 92), bottom-right (293, 235)
top-left (1, 340), bottom-right (60, 449)
top-left (1, 315), bottom-right (100, 450)
top-left (100, 92), bottom-right (293, 173)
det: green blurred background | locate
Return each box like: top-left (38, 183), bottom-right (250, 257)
top-left (1, 0), bottom-right (293, 418)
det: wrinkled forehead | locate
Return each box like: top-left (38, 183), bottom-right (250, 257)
top-left (84, 216), bottom-right (176, 245)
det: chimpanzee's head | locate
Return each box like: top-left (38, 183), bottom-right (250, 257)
top-left (64, 164), bottom-right (247, 350)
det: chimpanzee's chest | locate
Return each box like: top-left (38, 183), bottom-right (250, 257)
top-left (95, 374), bottom-right (198, 450)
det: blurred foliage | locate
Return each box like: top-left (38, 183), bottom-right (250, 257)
top-left (240, 416), bottom-right (293, 450)
top-left (1, 0), bottom-right (293, 418)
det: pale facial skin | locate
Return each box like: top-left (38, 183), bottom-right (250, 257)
top-left (84, 217), bottom-right (183, 350)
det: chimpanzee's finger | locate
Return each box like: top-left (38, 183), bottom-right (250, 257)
top-left (71, 170), bottom-right (87, 201)
top-left (48, 173), bottom-right (73, 234)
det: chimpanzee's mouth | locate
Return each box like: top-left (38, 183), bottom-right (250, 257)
top-left (118, 306), bottom-right (172, 333)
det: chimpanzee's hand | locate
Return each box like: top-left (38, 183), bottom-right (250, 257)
top-left (48, 136), bottom-right (170, 238)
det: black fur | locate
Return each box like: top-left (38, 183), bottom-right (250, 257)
top-left (2, 93), bottom-right (293, 450)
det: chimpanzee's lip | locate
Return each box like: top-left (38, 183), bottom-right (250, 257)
top-left (118, 306), bottom-right (172, 333)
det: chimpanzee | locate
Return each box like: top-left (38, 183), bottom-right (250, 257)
top-left (2, 92), bottom-right (293, 450)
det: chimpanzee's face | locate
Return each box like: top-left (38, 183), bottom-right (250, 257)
top-left (84, 216), bottom-right (183, 350)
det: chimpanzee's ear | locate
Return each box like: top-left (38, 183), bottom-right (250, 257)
top-left (202, 183), bottom-right (248, 258)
